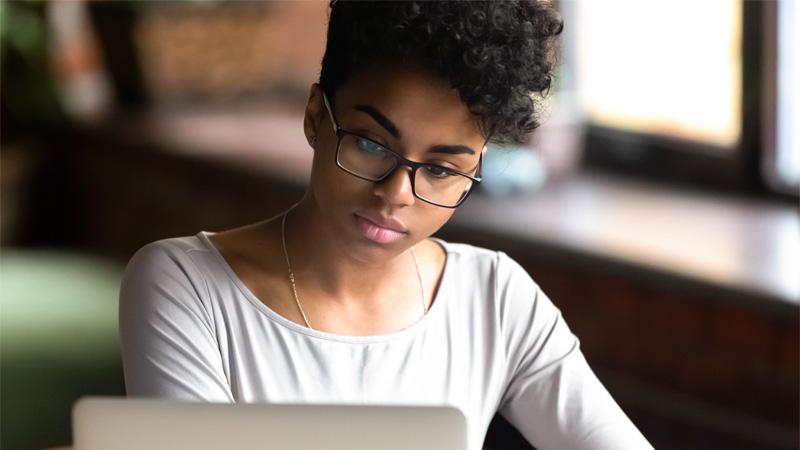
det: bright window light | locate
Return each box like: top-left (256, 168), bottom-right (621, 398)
top-left (575, 0), bottom-right (742, 149)
top-left (776, 0), bottom-right (800, 189)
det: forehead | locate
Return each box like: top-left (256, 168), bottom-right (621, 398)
top-left (332, 64), bottom-right (485, 148)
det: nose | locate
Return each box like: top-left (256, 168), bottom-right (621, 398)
top-left (372, 166), bottom-right (416, 207)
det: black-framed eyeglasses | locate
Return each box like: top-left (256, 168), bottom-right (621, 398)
top-left (321, 90), bottom-right (483, 209)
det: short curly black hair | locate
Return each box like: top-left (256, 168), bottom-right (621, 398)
top-left (319, 1), bottom-right (563, 145)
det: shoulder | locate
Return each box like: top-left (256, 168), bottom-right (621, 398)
top-left (124, 234), bottom-right (211, 281)
top-left (435, 238), bottom-right (557, 334)
top-left (120, 233), bottom-right (218, 311)
top-left (433, 238), bottom-right (498, 271)
top-left (434, 238), bottom-right (537, 292)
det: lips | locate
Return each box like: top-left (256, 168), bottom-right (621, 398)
top-left (353, 212), bottom-right (408, 244)
top-left (354, 211), bottom-right (408, 233)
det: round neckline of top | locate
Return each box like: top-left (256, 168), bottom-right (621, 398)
top-left (196, 230), bottom-right (453, 344)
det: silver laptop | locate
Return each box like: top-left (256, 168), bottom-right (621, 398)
top-left (73, 397), bottom-right (467, 450)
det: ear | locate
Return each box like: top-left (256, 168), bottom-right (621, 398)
top-left (303, 83), bottom-right (325, 149)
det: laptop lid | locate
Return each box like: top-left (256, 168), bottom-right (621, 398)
top-left (73, 397), bottom-right (467, 450)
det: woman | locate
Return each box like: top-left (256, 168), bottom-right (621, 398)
top-left (119, 2), bottom-right (653, 449)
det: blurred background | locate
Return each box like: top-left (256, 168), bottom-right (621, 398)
top-left (0, 1), bottom-right (797, 449)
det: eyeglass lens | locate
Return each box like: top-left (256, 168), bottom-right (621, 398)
top-left (337, 133), bottom-right (473, 207)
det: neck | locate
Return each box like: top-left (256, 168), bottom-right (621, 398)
top-left (282, 196), bottom-right (418, 308)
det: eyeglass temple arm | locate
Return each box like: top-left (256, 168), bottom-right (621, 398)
top-left (471, 147), bottom-right (486, 181)
top-left (321, 90), bottom-right (339, 134)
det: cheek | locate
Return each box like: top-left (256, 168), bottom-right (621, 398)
top-left (414, 203), bottom-right (455, 237)
top-left (309, 150), bottom-right (368, 207)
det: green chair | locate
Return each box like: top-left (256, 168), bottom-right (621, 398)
top-left (1, 249), bottom-right (125, 450)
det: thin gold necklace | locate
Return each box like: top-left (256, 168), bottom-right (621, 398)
top-left (280, 208), bottom-right (427, 330)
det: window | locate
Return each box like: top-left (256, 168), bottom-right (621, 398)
top-left (575, 0), bottom-right (741, 149)
top-left (562, 0), bottom-right (795, 197)
top-left (765, 0), bottom-right (800, 194)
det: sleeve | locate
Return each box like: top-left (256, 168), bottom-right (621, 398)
top-left (495, 253), bottom-right (653, 450)
top-left (118, 241), bottom-right (234, 402)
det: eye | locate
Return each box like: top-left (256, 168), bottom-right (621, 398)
top-left (423, 164), bottom-right (457, 179)
top-left (355, 137), bottom-right (385, 155)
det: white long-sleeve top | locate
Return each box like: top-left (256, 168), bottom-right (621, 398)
top-left (119, 231), bottom-right (653, 450)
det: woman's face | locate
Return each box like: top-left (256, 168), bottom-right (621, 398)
top-left (303, 64), bottom-right (485, 262)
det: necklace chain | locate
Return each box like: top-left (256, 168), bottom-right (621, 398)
top-left (280, 208), bottom-right (428, 331)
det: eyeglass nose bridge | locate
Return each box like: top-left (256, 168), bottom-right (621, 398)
top-left (373, 154), bottom-right (420, 193)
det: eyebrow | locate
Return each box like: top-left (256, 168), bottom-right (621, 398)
top-left (429, 144), bottom-right (476, 155)
top-left (353, 103), bottom-right (477, 156)
top-left (354, 104), bottom-right (400, 139)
